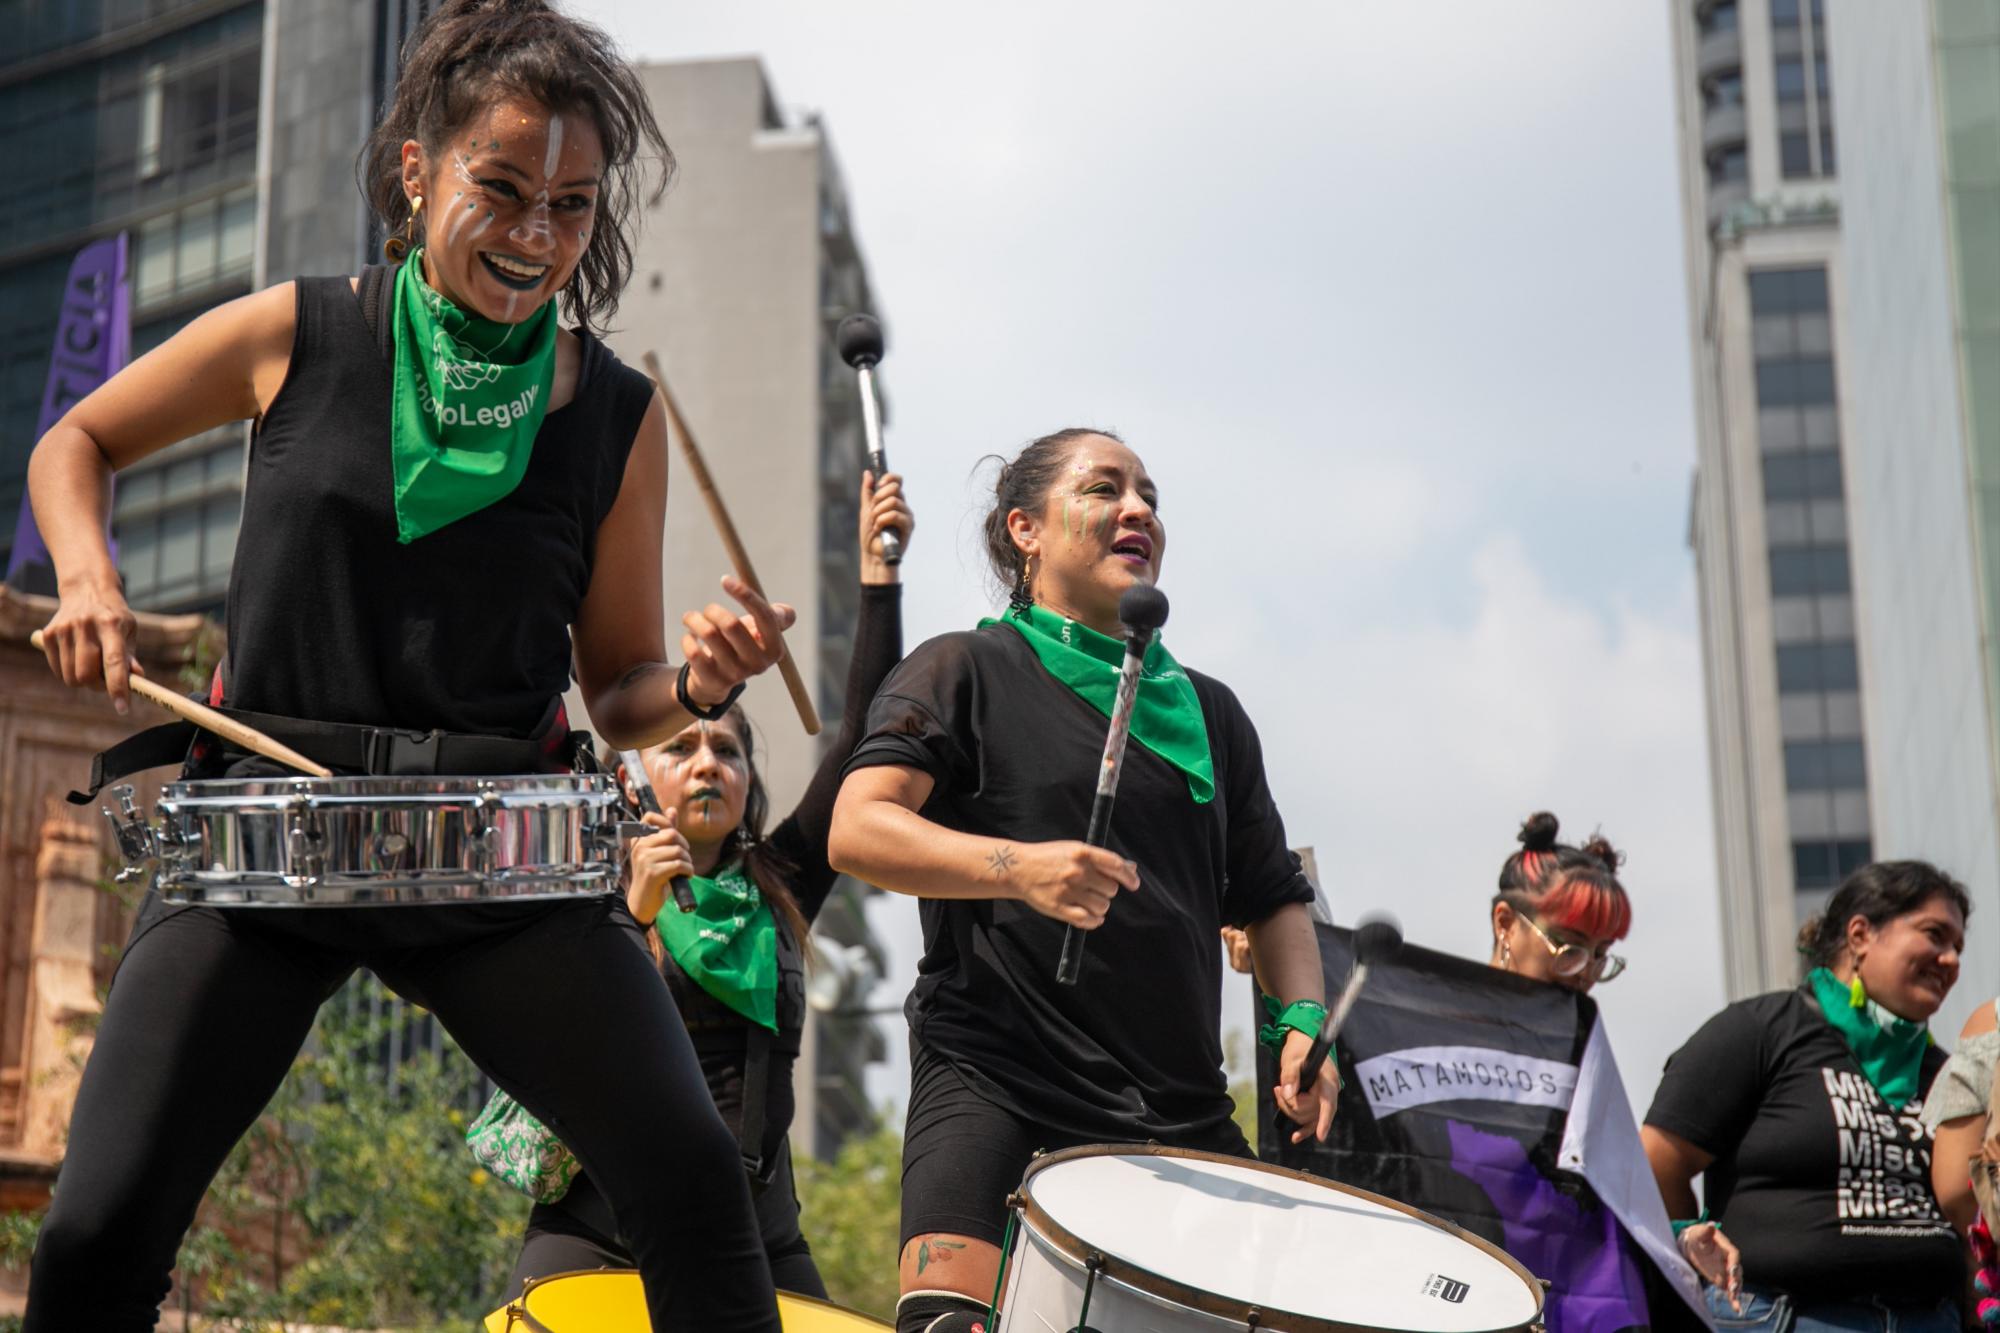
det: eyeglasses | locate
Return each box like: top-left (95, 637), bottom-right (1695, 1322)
top-left (1518, 913), bottom-right (1627, 983)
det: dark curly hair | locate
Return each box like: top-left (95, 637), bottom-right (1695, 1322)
top-left (1796, 860), bottom-right (1971, 968)
top-left (356, 0), bottom-right (672, 333)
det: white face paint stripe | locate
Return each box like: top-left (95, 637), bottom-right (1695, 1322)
top-left (543, 114), bottom-right (564, 179)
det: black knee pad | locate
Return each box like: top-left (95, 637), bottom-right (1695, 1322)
top-left (895, 1289), bottom-right (991, 1333)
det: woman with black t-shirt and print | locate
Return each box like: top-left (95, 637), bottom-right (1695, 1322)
top-left (21, 3), bottom-right (790, 1328)
top-left (1642, 861), bottom-right (1971, 1333)
top-left (828, 427), bottom-right (1340, 1333)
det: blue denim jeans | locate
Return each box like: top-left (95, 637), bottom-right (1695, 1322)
top-left (1704, 1283), bottom-right (1961, 1333)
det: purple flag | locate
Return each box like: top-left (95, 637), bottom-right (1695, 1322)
top-left (7, 233), bottom-right (131, 592)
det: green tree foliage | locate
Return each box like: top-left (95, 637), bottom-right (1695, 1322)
top-left (2, 983), bottom-right (528, 1331)
top-left (793, 1116), bottom-right (903, 1321)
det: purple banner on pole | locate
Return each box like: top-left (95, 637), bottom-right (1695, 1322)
top-left (7, 232), bottom-right (131, 591)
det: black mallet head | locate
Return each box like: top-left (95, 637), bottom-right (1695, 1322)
top-left (1354, 915), bottom-right (1404, 966)
top-left (1118, 584), bottom-right (1170, 636)
top-left (836, 313), bottom-right (885, 369)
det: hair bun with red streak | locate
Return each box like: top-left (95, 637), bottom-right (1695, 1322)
top-left (1580, 834), bottom-right (1623, 871)
top-left (1517, 811), bottom-right (1560, 853)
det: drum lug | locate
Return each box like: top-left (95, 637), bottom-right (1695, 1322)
top-left (102, 785), bottom-right (157, 885)
top-left (469, 784), bottom-right (503, 871)
top-left (286, 788), bottom-right (326, 882)
top-left (369, 829), bottom-right (412, 871)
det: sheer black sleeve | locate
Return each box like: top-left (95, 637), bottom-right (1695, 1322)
top-left (1199, 675), bottom-right (1316, 927)
top-left (764, 583), bottom-right (904, 925)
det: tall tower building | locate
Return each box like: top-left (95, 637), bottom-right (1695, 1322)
top-left (586, 57), bottom-right (892, 1160)
top-left (1672, 0), bottom-right (1861, 998)
top-left (1820, 0), bottom-right (2000, 1041)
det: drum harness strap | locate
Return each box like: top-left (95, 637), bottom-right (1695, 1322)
top-left (69, 680), bottom-right (585, 804)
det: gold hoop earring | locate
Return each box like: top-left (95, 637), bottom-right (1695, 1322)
top-left (384, 195), bottom-right (423, 262)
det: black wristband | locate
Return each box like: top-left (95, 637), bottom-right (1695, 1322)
top-left (676, 661), bottom-right (745, 721)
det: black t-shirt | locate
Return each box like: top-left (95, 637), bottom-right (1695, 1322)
top-left (843, 624), bottom-right (1314, 1144)
top-left (1644, 987), bottom-right (1961, 1302)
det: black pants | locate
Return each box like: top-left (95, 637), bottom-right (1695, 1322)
top-left (511, 1145), bottom-right (826, 1300)
top-left (24, 890), bottom-right (780, 1332)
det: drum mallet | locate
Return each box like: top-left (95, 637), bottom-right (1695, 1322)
top-left (834, 313), bottom-right (900, 567)
top-left (1055, 583), bottom-right (1169, 986)
top-left (29, 629), bottom-right (331, 778)
top-left (1296, 915), bottom-right (1404, 1090)
top-left (616, 748), bottom-right (697, 915)
top-left (641, 351), bottom-right (822, 737)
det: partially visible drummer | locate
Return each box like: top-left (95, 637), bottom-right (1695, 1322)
top-left (828, 428), bottom-right (1340, 1333)
top-left (21, 1), bottom-right (784, 1328)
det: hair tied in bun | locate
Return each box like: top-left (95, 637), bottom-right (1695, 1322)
top-left (1517, 811), bottom-right (1561, 853)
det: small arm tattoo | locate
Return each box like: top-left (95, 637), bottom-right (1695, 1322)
top-left (987, 844), bottom-right (1017, 879)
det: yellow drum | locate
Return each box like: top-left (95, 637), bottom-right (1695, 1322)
top-left (483, 1270), bottom-right (891, 1331)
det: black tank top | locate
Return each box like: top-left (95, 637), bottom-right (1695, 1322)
top-left (224, 270), bottom-right (652, 737)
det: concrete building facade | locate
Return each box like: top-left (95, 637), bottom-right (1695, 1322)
top-left (1673, 0), bottom-right (1864, 997)
top-left (1820, 0), bottom-right (2000, 1042)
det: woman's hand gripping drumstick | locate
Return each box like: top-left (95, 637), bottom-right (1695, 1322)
top-left (643, 351), bottom-right (822, 737)
top-left (29, 628), bottom-right (331, 778)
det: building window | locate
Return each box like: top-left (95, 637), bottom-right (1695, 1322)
top-left (1705, 72), bottom-right (1745, 110)
top-left (1709, 146), bottom-right (1749, 187)
top-left (1700, 1), bottom-right (1739, 35)
top-left (1784, 739), bottom-right (1867, 790)
top-left (1781, 132), bottom-right (1814, 179)
top-left (1795, 838), bottom-right (1871, 890)
top-left (113, 432), bottom-right (242, 611)
top-left (1775, 58), bottom-right (1808, 102)
top-left (133, 187), bottom-right (257, 313)
top-left (1763, 450), bottom-right (1845, 501)
top-left (1768, 544), bottom-right (1852, 596)
top-left (1777, 640), bottom-right (1860, 693)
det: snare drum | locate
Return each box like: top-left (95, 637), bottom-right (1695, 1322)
top-left (480, 1271), bottom-right (889, 1331)
top-left (998, 1145), bottom-right (1545, 1333)
top-left (107, 774), bottom-right (627, 907)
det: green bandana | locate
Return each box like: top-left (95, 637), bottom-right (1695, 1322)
top-left (389, 250), bottom-right (557, 543)
top-left (981, 602), bottom-right (1215, 803)
top-left (655, 861), bottom-right (777, 1031)
top-left (1807, 966), bottom-right (1931, 1108)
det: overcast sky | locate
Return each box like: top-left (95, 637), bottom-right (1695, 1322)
top-left (568, 0), bottom-right (1726, 1118)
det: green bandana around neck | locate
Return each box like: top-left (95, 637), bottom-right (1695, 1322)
top-left (654, 861), bottom-right (778, 1031)
top-left (981, 601), bottom-right (1215, 804)
top-left (1807, 966), bottom-right (1931, 1108)
top-left (389, 250), bottom-right (558, 543)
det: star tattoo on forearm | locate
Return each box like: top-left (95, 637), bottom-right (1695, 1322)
top-left (987, 844), bottom-right (1017, 880)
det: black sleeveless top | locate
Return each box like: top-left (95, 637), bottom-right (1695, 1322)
top-left (224, 268), bottom-right (652, 737)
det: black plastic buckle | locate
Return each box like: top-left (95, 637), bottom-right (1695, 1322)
top-left (364, 727), bottom-right (443, 776)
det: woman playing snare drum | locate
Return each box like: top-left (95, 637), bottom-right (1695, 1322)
top-left (23, 2), bottom-right (787, 1327)
top-left (828, 428), bottom-right (1341, 1333)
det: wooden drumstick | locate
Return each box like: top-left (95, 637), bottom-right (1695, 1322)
top-left (29, 629), bottom-right (332, 778)
top-left (642, 351), bottom-right (822, 737)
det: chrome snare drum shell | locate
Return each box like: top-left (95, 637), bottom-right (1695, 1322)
top-left (156, 774), bottom-right (625, 906)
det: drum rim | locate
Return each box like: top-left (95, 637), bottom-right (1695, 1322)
top-left (500, 1268), bottom-right (891, 1330)
top-left (1012, 1143), bottom-right (1545, 1333)
top-left (162, 773), bottom-right (616, 797)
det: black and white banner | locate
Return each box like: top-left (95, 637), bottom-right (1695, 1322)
top-left (1258, 925), bottom-right (1710, 1333)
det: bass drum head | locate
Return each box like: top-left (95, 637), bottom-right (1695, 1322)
top-left (484, 1270), bottom-right (890, 1331)
top-left (1013, 1145), bottom-right (1544, 1333)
